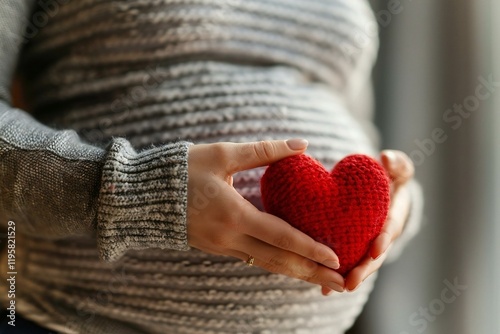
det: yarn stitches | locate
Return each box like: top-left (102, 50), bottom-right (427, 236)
top-left (261, 154), bottom-right (391, 276)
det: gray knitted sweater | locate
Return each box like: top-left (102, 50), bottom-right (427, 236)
top-left (0, 1), bottom-right (422, 333)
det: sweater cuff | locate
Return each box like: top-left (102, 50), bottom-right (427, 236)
top-left (96, 138), bottom-right (192, 262)
top-left (385, 180), bottom-right (424, 263)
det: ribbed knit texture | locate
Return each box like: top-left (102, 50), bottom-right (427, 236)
top-left (0, 0), bottom-right (422, 333)
top-left (98, 138), bottom-right (191, 261)
top-left (261, 154), bottom-right (391, 276)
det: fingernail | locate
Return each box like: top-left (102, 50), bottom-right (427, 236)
top-left (346, 285), bottom-right (356, 293)
top-left (323, 260), bottom-right (340, 270)
top-left (348, 281), bottom-right (364, 292)
top-left (327, 282), bottom-right (344, 293)
top-left (286, 138), bottom-right (308, 150)
top-left (382, 150), bottom-right (397, 164)
top-left (373, 251), bottom-right (385, 261)
top-left (371, 248), bottom-right (382, 260)
top-left (388, 151), bottom-right (404, 171)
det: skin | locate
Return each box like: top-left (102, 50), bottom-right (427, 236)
top-left (187, 139), bottom-right (415, 296)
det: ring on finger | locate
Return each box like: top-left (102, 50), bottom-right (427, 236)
top-left (245, 255), bottom-right (255, 267)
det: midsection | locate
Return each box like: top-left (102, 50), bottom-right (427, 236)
top-left (12, 2), bottom-right (378, 329)
top-left (31, 61), bottom-right (374, 208)
top-left (21, 0), bottom-right (376, 203)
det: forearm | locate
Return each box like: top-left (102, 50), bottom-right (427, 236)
top-left (0, 104), bottom-right (105, 237)
top-left (0, 103), bottom-right (192, 260)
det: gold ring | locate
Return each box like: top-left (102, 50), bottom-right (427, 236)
top-left (245, 255), bottom-right (255, 267)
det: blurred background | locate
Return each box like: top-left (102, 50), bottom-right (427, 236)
top-left (349, 0), bottom-right (499, 333)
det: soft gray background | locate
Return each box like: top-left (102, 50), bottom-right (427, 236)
top-left (349, 0), bottom-right (499, 333)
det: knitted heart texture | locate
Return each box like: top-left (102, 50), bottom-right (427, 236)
top-left (261, 154), bottom-right (391, 277)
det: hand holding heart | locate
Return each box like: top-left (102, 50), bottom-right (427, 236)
top-left (261, 150), bottom-right (414, 295)
top-left (324, 150), bottom-right (413, 294)
top-left (187, 139), bottom-right (346, 293)
top-left (186, 139), bottom-right (414, 295)
top-left (261, 154), bottom-right (392, 278)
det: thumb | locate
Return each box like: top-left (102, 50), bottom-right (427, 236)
top-left (226, 138), bottom-right (308, 173)
top-left (380, 150), bottom-right (415, 191)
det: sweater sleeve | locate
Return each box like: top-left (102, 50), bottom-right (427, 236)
top-left (0, 1), bottom-right (191, 262)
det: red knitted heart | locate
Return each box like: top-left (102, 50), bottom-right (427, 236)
top-left (260, 154), bottom-right (390, 276)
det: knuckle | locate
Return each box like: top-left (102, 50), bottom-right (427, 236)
top-left (312, 243), bottom-right (328, 262)
top-left (267, 254), bottom-right (288, 269)
top-left (252, 141), bottom-right (277, 161)
top-left (209, 143), bottom-right (230, 165)
top-left (273, 234), bottom-right (292, 250)
top-left (295, 258), bottom-right (319, 278)
top-left (296, 270), bottom-right (321, 285)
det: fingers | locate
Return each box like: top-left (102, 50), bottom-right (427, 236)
top-left (368, 204), bottom-right (405, 261)
top-left (187, 186), bottom-right (345, 290)
top-left (221, 139), bottom-right (308, 174)
top-left (322, 285), bottom-right (334, 296)
top-left (343, 156), bottom-right (413, 291)
top-left (370, 182), bottom-right (410, 259)
top-left (369, 231), bottom-right (392, 260)
top-left (345, 248), bottom-right (390, 292)
top-left (228, 236), bottom-right (345, 292)
top-left (241, 208), bottom-right (340, 270)
top-left (380, 150), bottom-right (415, 192)
top-left (346, 215), bottom-right (404, 290)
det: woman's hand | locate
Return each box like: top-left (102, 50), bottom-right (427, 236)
top-left (321, 150), bottom-right (415, 295)
top-left (187, 139), bottom-right (346, 293)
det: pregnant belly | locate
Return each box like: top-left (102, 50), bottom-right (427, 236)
top-left (19, 61), bottom-right (377, 333)
top-left (36, 62), bottom-right (374, 208)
